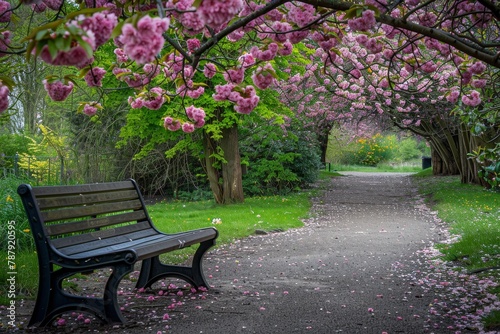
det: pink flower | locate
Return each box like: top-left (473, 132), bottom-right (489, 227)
top-left (82, 102), bottom-right (101, 116)
top-left (143, 87), bottom-right (166, 110)
top-left (471, 79), bottom-right (487, 88)
top-left (0, 84), bottom-right (9, 113)
top-left (223, 68), bottom-right (245, 84)
top-left (185, 105), bottom-right (206, 128)
top-left (250, 43), bottom-right (279, 61)
top-left (80, 13), bottom-right (118, 48)
top-left (39, 42), bottom-right (93, 67)
top-left (0, 30), bottom-right (11, 57)
top-left (468, 62), bottom-right (486, 74)
top-left (0, 0), bottom-right (11, 22)
top-left (348, 10), bottom-right (377, 31)
top-left (187, 38), bottom-right (200, 53)
top-left (43, 79), bottom-right (74, 101)
top-left (84, 67), bottom-right (106, 87)
top-left (43, 0), bottom-right (63, 10)
top-left (197, 0), bottom-right (243, 29)
top-left (232, 86), bottom-right (260, 114)
top-left (286, 3), bottom-right (317, 27)
top-left (462, 90), bottom-right (481, 107)
top-left (56, 318), bottom-right (66, 326)
top-left (164, 117), bottom-right (181, 131)
top-left (213, 84), bottom-right (235, 101)
top-left (182, 122), bottom-right (195, 133)
top-left (251, 63), bottom-right (276, 89)
top-left (118, 15), bottom-right (170, 64)
top-left (163, 313), bottom-right (170, 320)
top-left (114, 48), bottom-right (129, 63)
top-left (279, 41), bottom-right (293, 56)
top-left (418, 12), bottom-right (437, 27)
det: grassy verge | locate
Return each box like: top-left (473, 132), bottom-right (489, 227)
top-left (325, 162), bottom-right (423, 173)
top-left (412, 170), bottom-right (500, 329)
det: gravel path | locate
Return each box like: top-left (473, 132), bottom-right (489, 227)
top-left (3, 172), bottom-right (460, 334)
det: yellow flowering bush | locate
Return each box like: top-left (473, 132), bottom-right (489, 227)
top-left (354, 134), bottom-right (394, 166)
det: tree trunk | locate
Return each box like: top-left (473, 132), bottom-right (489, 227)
top-left (219, 124), bottom-right (244, 203)
top-left (202, 122), bottom-right (244, 204)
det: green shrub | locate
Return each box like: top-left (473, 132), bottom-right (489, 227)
top-left (354, 134), bottom-right (394, 166)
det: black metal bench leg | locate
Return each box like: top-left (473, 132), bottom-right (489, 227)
top-left (136, 239), bottom-right (216, 289)
top-left (29, 264), bottom-right (133, 327)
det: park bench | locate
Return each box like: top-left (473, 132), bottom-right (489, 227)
top-left (17, 179), bottom-right (218, 327)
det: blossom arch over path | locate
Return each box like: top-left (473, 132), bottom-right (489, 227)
top-left (0, 0), bottom-right (498, 131)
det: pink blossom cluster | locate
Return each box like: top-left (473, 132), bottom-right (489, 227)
top-left (203, 63), bottom-right (217, 79)
top-left (164, 117), bottom-right (181, 131)
top-left (32, 0), bottom-right (63, 12)
top-left (461, 90), bottom-right (481, 107)
top-left (43, 79), bottom-right (74, 101)
top-left (114, 48), bottom-right (129, 63)
top-left (251, 63), bottom-right (276, 89)
top-left (213, 84), bottom-right (260, 114)
top-left (355, 35), bottom-right (382, 54)
top-left (0, 0), bottom-right (11, 22)
top-left (239, 54), bottom-right (256, 68)
top-left (223, 68), bottom-right (245, 84)
top-left (118, 15), bottom-right (170, 64)
top-left (418, 12), bottom-right (437, 27)
top-left (0, 30), bottom-right (11, 57)
top-left (79, 13), bottom-right (118, 48)
top-left (82, 102), bottom-right (102, 116)
top-left (285, 2), bottom-right (317, 27)
top-left (84, 67), bottom-right (106, 87)
top-left (198, 0), bottom-right (243, 29)
top-left (186, 38), bottom-right (200, 53)
top-left (250, 43), bottom-right (279, 61)
top-left (38, 32), bottom-right (95, 68)
top-left (0, 83), bottom-right (9, 113)
top-left (162, 53), bottom-right (186, 80)
top-left (185, 105), bottom-right (206, 128)
top-left (348, 10), bottom-right (377, 32)
top-left (128, 87), bottom-right (166, 110)
top-left (176, 82), bottom-right (205, 99)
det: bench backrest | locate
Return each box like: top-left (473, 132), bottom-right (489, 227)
top-left (17, 179), bottom-right (154, 252)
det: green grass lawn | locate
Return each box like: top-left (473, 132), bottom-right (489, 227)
top-left (412, 170), bottom-right (500, 330)
top-left (413, 172), bottom-right (500, 270)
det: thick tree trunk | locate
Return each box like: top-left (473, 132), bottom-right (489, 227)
top-left (202, 122), bottom-right (244, 204)
top-left (219, 125), bottom-right (244, 203)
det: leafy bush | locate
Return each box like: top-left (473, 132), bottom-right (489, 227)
top-left (354, 134), bottom-right (394, 166)
top-left (241, 123), bottom-right (321, 196)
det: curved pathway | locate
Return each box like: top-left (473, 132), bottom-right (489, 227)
top-left (164, 172), bottom-right (451, 333)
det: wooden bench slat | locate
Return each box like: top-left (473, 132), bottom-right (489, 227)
top-left (32, 181), bottom-right (135, 197)
top-left (51, 221), bottom-right (152, 248)
top-left (63, 233), bottom-right (168, 257)
top-left (68, 228), bottom-right (217, 260)
top-left (41, 199), bottom-right (143, 222)
top-left (37, 190), bottom-right (139, 210)
top-left (134, 228), bottom-right (218, 260)
top-left (46, 210), bottom-right (148, 236)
